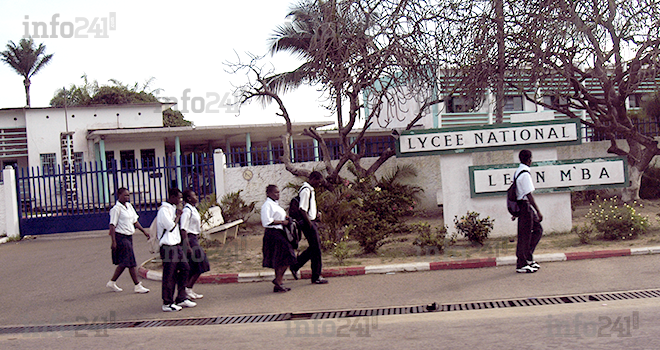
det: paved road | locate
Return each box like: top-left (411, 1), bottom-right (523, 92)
top-left (1, 232), bottom-right (659, 348)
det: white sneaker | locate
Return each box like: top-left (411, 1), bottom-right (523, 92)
top-left (177, 299), bottom-right (197, 308)
top-left (527, 261), bottom-right (541, 269)
top-left (186, 287), bottom-right (203, 299)
top-left (134, 282), bottom-right (150, 294)
top-left (162, 304), bottom-right (182, 312)
top-left (516, 265), bottom-right (538, 273)
top-left (106, 281), bottom-right (123, 292)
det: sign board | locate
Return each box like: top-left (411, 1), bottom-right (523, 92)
top-left (469, 157), bottom-right (628, 198)
top-left (396, 119), bottom-right (581, 157)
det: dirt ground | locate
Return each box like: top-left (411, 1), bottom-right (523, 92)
top-left (144, 198), bottom-right (660, 274)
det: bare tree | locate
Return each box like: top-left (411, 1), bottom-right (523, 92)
top-left (228, 0), bottom-right (449, 183)
top-left (505, 0), bottom-right (660, 200)
top-left (434, 0), bottom-right (660, 199)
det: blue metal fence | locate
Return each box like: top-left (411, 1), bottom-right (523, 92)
top-left (16, 154), bottom-right (215, 235)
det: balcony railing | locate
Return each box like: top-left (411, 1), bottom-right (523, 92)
top-left (226, 136), bottom-right (396, 168)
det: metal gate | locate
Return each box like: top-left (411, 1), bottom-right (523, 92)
top-left (16, 154), bottom-right (215, 236)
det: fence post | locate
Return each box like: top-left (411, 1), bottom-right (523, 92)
top-left (213, 149), bottom-right (226, 202)
top-left (4, 166), bottom-right (19, 238)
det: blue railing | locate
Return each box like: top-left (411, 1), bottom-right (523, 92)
top-left (16, 154), bottom-right (215, 220)
top-left (226, 136), bottom-right (397, 168)
top-left (585, 118), bottom-right (660, 142)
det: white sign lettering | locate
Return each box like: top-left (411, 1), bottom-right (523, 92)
top-left (398, 120), bottom-right (580, 156)
top-left (470, 158), bottom-right (627, 196)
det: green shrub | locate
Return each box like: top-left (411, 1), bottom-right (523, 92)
top-left (345, 210), bottom-right (391, 254)
top-left (219, 190), bottom-right (257, 224)
top-left (315, 164), bottom-right (423, 254)
top-left (332, 236), bottom-right (351, 265)
top-left (316, 185), bottom-right (360, 250)
top-left (571, 224), bottom-right (594, 244)
top-left (453, 211), bottom-right (494, 246)
top-left (585, 196), bottom-right (649, 240)
top-left (412, 222), bottom-right (447, 255)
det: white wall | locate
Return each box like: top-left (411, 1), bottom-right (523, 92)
top-left (0, 179), bottom-right (5, 236)
top-left (22, 104), bottom-right (164, 170)
top-left (220, 138), bottom-right (626, 236)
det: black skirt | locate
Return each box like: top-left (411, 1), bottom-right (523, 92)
top-left (187, 233), bottom-right (211, 275)
top-left (111, 233), bottom-right (137, 267)
top-left (262, 228), bottom-right (297, 269)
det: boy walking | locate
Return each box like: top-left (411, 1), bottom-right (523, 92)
top-left (290, 171), bottom-right (328, 284)
top-left (514, 149), bottom-right (544, 273)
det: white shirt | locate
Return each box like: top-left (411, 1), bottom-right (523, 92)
top-left (109, 201), bottom-right (139, 236)
top-left (514, 164), bottom-right (535, 200)
top-left (180, 203), bottom-right (201, 235)
top-left (299, 182), bottom-right (317, 220)
top-left (261, 197), bottom-right (286, 230)
top-left (157, 202), bottom-right (181, 246)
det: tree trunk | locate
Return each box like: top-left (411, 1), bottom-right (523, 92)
top-left (622, 165), bottom-right (643, 202)
top-left (24, 78), bottom-right (31, 107)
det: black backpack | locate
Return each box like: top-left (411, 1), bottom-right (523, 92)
top-left (507, 170), bottom-right (529, 217)
top-left (288, 187), bottom-right (311, 224)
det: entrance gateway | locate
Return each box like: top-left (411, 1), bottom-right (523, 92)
top-left (396, 112), bottom-right (628, 237)
top-left (16, 154), bottom-right (216, 236)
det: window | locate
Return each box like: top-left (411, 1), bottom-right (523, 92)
top-left (629, 94), bottom-right (643, 108)
top-left (40, 153), bottom-right (57, 175)
top-left (119, 150), bottom-right (136, 172)
top-left (105, 151), bottom-right (116, 169)
top-left (446, 96), bottom-right (476, 113)
top-left (542, 95), bottom-right (568, 109)
top-left (504, 96), bottom-right (524, 111)
top-left (140, 149), bottom-right (156, 168)
top-left (73, 152), bottom-right (84, 172)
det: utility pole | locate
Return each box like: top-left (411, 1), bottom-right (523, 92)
top-left (495, 0), bottom-right (504, 123)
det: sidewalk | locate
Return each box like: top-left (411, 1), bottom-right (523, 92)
top-left (138, 245), bottom-right (660, 284)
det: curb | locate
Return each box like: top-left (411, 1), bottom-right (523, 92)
top-left (138, 246), bottom-right (660, 285)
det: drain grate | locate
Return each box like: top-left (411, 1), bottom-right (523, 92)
top-left (3, 288), bottom-right (659, 335)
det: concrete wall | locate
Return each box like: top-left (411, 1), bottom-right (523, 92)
top-left (217, 138), bottom-right (634, 236)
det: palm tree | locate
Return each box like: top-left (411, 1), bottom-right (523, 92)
top-left (1, 38), bottom-right (54, 107)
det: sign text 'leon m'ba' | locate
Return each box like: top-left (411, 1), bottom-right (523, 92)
top-left (469, 158), bottom-right (628, 197)
top-left (397, 119), bottom-right (581, 156)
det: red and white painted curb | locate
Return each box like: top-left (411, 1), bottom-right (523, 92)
top-left (138, 246), bottom-right (660, 284)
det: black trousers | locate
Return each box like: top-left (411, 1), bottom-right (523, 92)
top-left (160, 245), bottom-right (190, 305)
top-left (293, 221), bottom-right (323, 281)
top-left (516, 200), bottom-right (543, 269)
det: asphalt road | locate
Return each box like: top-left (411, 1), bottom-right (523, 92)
top-left (1, 232), bottom-right (659, 349)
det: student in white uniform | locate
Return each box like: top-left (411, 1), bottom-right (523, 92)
top-left (106, 187), bottom-right (150, 293)
top-left (181, 189), bottom-right (210, 300)
top-left (157, 188), bottom-right (195, 312)
top-left (514, 149), bottom-right (544, 273)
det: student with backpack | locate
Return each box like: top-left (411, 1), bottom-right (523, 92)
top-left (513, 149), bottom-right (544, 274)
top-left (157, 188), bottom-right (195, 311)
top-left (289, 171), bottom-right (328, 284)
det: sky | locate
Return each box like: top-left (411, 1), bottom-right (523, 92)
top-left (0, 0), bottom-right (332, 126)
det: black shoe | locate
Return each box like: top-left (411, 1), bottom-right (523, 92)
top-left (312, 277), bottom-right (329, 284)
top-left (273, 284), bottom-right (291, 293)
top-left (289, 266), bottom-right (299, 280)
